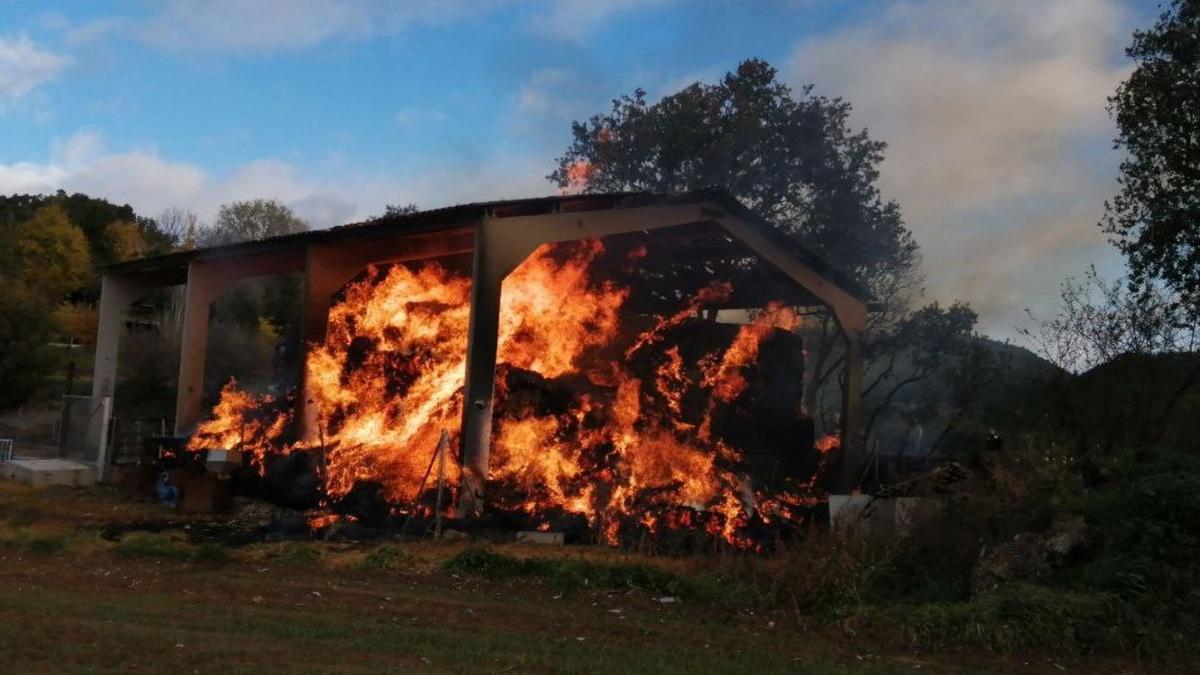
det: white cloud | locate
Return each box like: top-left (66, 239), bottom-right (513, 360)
top-left (0, 34), bottom-right (69, 101)
top-left (132, 0), bottom-right (504, 54)
top-left (786, 0), bottom-right (1132, 336)
top-left (517, 68), bottom-right (579, 116)
top-left (69, 0), bottom-right (669, 54)
top-left (0, 131), bottom-right (552, 229)
top-left (527, 0), bottom-right (675, 42)
top-left (394, 107), bottom-right (447, 126)
top-left (63, 18), bottom-right (129, 47)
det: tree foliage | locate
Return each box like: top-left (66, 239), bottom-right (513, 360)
top-left (201, 199), bottom-right (308, 246)
top-left (549, 59), bottom-right (919, 301)
top-left (197, 199), bottom-right (309, 395)
top-left (1104, 0), bottom-right (1200, 316)
top-left (105, 220), bottom-right (148, 263)
top-left (0, 191), bottom-right (174, 273)
top-left (1022, 267), bottom-right (1197, 375)
top-left (1021, 268), bottom-right (1200, 450)
top-left (1, 204), bottom-right (92, 298)
top-left (861, 302), bottom-right (983, 447)
top-left (384, 203), bottom-right (420, 217)
top-left (0, 205), bottom-right (94, 407)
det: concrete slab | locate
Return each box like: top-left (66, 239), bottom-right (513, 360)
top-left (0, 459), bottom-right (96, 488)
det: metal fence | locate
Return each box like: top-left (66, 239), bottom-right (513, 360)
top-left (107, 416), bottom-right (174, 465)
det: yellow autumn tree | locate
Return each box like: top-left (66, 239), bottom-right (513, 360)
top-left (2, 204), bottom-right (92, 298)
top-left (0, 204), bottom-right (93, 407)
top-left (105, 220), bottom-right (147, 262)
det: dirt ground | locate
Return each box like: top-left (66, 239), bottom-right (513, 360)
top-left (0, 481), bottom-right (1173, 674)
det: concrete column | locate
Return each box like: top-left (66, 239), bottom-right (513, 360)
top-left (457, 221), bottom-right (512, 516)
top-left (88, 274), bottom-right (149, 471)
top-left (175, 263), bottom-right (219, 434)
top-left (91, 275), bottom-right (147, 400)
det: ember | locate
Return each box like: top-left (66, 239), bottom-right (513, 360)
top-left (189, 238), bottom-right (831, 549)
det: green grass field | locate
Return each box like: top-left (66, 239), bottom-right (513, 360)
top-left (0, 482), bottom-right (1162, 674)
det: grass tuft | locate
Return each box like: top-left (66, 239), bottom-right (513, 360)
top-left (113, 533), bottom-right (231, 564)
top-left (191, 541), bottom-right (232, 563)
top-left (268, 542), bottom-right (324, 565)
top-left (902, 583), bottom-right (1114, 653)
top-left (360, 544), bottom-right (414, 571)
top-left (26, 535), bottom-right (68, 555)
top-left (442, 546), bottom-right (725, 600)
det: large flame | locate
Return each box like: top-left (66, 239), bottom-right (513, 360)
top-left (189, 239), bottom-right (829, 547)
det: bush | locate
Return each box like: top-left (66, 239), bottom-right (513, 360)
top-left (1072, 449), bottom-right (1200, 653)
top-left (0, 287), bottom-right (56, 408)
top-left (903, 583), bottom-right (1114, 653)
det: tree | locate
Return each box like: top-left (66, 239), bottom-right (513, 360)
top-left (0, 205), bottom-right (93, 407)
top-left (1022, 267), bottom-right (1197, 375)
top-left (550, 59), bottom-right (919, 301)
top-left (198, 199), bottom-right (309, 397)
top-left (861, 302), bottom-right (980, 448)
top-left (1021, 268), bottom-right (1199, 449)
top-left (201, 199), bottom-right (308, 246)
top-left (384, 203), bottom-right (420, 217)
top-left (105, 221), bottom-right (148, 262)
top-left (550, 59), bottom-right (924, 435)
top-left (0, 204), bottom-right (92, 298)
top-left (0, 191), bottom-right (174, 293)
top-left (1104, 0), bottom-right (1200, 317)
top-left (154, 207), bottom-right (200, 250)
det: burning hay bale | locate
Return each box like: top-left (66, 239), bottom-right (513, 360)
top-left (184, 239), bottom-right (833, 550)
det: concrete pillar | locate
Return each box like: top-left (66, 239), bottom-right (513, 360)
top-left (175, 263), bottom-right (220, 434)
top-left (88, 274), bottom-right (149, 472)
top-left (91, 275), bottom-right (148, 400)
top-left (457, 222), bottom-right (512, 516)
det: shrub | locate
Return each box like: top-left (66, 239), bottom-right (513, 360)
top-left (1072, 448), bottom-right (1200, 653)
top-left (903, 583), bottom-right (1114, 653)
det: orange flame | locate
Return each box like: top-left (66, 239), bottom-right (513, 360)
top-left (562, 160), bottom-right (594, 194)
top-left (188, 239), bottom-right (829, 547)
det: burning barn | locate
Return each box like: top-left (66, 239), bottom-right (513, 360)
top-left (89, 189), bottom-right (870, 549)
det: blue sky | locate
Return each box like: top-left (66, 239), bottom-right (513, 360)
top-left (0, 0), bottom-right (1154, 338)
